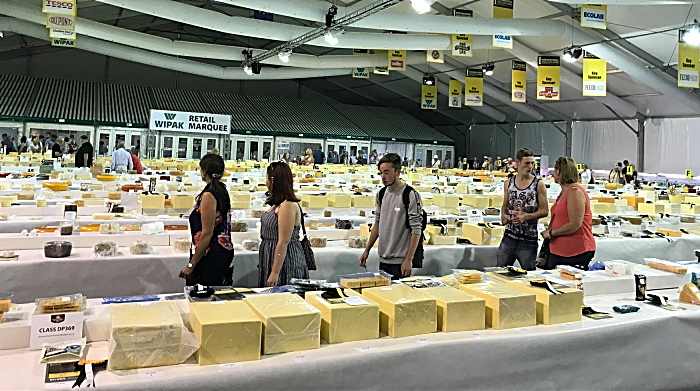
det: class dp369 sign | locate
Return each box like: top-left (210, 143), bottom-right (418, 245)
top-left (149, 110), bottom-right (231, 134)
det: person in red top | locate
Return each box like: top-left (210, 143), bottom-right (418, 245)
top-left (131, 152), bottom-right (144, 174)
top-left (539, 156), bottom-right (596, 269)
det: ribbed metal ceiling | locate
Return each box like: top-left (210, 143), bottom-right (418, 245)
top-left (202, 92), bottom-right (272, 133)
top-left (151, 88), bottom-right (209, 113)
top-left (329, 102), bottom-right (412, 141)
top-left (95, 83), bottom-right (150, 125)
top-left (28, 78), bottom-right (96, 121)
top-left (0, 75), bottom-right (35, 118)
top-left (368, 106), bottom-right (453, 142)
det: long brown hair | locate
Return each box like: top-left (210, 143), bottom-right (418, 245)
top-left (266, 161), bottom-right (300, 206)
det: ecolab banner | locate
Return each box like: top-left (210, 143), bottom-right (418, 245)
top-left (149, 110), bottom-right (231, 134)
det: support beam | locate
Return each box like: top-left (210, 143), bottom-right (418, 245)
top-left (636, 115), bottom-right (646, 172)
top-left (566, 121), bottom-right (573, 157)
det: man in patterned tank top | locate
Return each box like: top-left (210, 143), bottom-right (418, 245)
top-left (496, 148), bottom-right (549, 270)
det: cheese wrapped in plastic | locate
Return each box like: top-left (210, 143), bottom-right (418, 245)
top-left (461, 223), bottom-right (504, 245)
top-left (679, 283), bottom-right (700, 305)
top-left (459, 282), bottom-right (536, 330)
top-left (505, 280), bottom-right (583, 325)
top-left (305, 290), bottom-right (379, 344)
top-left (362, 284), bottom-right (437, 338)
top-left (189, 301), bottom-right (262, 365)
top-left (108, 301), bottom-right (199, 370)
top-left (244, 294), bottom-right (321, 355)
top-left (423, 286), bottom-right (486, 332)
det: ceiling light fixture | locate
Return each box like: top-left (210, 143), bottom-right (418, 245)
top-left (243, 65), bottom-right (253, 75)
top-left (278, 49), bottom-right (292, 63)
top-left (0, 32), bottom-right (4, 38)
top-left (326, 5), bottom-right (338, 28)
top-left (682, 22), bottom-right (700, 45)
top-left (410, 0), bottom-right (436, 14)
top-left (324, 27), bottom-right (345, 45)
top-left (563, 46), bottom-right (582, 63)
top-left (482, 62), bottom-right (495, 76)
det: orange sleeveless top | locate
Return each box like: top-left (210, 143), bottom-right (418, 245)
top-left (550, 184), bottom-right (596, 257)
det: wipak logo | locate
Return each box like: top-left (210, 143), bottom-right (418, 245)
top-left (164, 113), bottom-right (177, 120)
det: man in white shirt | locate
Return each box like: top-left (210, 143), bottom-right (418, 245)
top-left (110, 142), bottom-right (133, 174)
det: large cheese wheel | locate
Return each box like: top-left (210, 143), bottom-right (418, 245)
top-left (96, 174), bottom-right (116, 182)
top-left (42, 182), bottom-right (68, 191)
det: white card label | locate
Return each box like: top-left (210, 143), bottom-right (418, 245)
top-left (138, 371), bottom-right (163, 379)
top-left (467, 210), bottom-right (484, 224)
top-left (356, 347), bottom-right (378, 353)
top-left (645, 221), bottom-right (657, 233)
top-left (30, 312), bottom-right (84, 350)
top-left (343, 296), bottom-right (369, 306)
top-left (292, 355), bottom-right (315, 362)
top-left (415, 338), bottom-right (434, 344)
top-left (608, 222), bottom-right (621, 236)
top-left (366, 215), bottom-right (376, 225)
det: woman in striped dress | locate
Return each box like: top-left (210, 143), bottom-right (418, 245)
top-left (258, 161), bottom-right (309, 287)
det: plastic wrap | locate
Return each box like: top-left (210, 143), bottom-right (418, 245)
top-left (141, 222), bottom-right (165, 235)
top-left (44, 241), bottom-right (72, 258)
top-left (242, 238), bottom-right (261, 251)
top-left (92, 241), bottom-right (118, 258)
top-left (362, 284), bottom-right (437, 338)
top-left (0, 213), bottom-right (7, 221)
top-left (305, 290), bottom-right (379, 344)
top-left (644, 258), bottom-right (688, 274)
top-left (35, 293), bottom-right (85, 314)
top-left (309, 219), bottom-right (319, 230)
top-left (173, 238), bottom-right (191, 253)
top-left (505, 280), bottom-right (583, 325)
top-left (452, 269), bottom-right (484, 284)
top-left (130, 241), bottom-right (156, 255)
top-left (108, 301), bottom-right (199, 370)
top-left (459, 282), bottom-right (536, 330)
top-left (309, 236), bottom-right (327, 248)
top-left (251, 209), bottom-right (267, 219)
top-left (335, 219), bottom-right (354, 229)
top-left (244, 293), bottom-right (321, 355)
top-left (0, 292), bottom-right (13, 313)
top-left (92, 213), bottom-right (115, 220)
top-left (423, 286), bottom-right (486, 332)
top-left (339, 271), bottom-right (391, 288)
top-left (461, 223), bottom-right (504, 245)
top-left (348, 236), bottom-right (367, 249)
top-left (99, 223), bottom-right (120, 235)
top-left (679, 283), bottom-right (700, 305)
top-left (604, 260), bottom-right (636, 276)
top-left (231, 220), bottom-right (248, 233)
top-left (189, 301), bottom-right (262, 365)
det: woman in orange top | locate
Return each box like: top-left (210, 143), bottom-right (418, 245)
top-left (540, 157), bottom-right (596, 269)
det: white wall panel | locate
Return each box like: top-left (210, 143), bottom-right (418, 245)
top-left (514, 122), bottom-right (566, 162)
top-left (644, 117), bottom-right (700, 174)
top-left (572, 120), bottom-right (637, 171)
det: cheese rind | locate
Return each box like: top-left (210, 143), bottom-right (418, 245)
top-left (459, 282), bottom-right (536, 330)
top-left (362, 284), bottom-right (437, 338)
top-left (505, 280), bottom-right (583, 325)
top-left (304, 290), bottom-right (380, 344)
top-left (423, 287), bottom-right (485, 332)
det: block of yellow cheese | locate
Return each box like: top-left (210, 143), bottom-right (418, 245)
top-left (459, 282), bottom-right (536, 330)
top-left (362, 284), bottom-right (437, 338)
top-left (637, 202), bottom-right (665, 214)
top-left (669, 194), bottom-right (683, 204)
top-left (189, 301), bottom-right (262, 365)
top-left (230, 192), bottom-right (252, 203)
top-left (489, 195), bottom-right (504, 208)
top-left (304, 290), bottom-right (380, 344)
top-left (171, 195), bottom-right (195, 209)
top-left (657, 229), bottom-right (682, 237)
top-left (423, 287), bottom-right (485, 332)
top-left (590, 202), bottom-right (612, 214)
top-left (141, 194), bottom-right (166, 209)
top-left (461, 223), bottom-right (504, 245)
top-left (463, 195), bottom-right (490, 208)
top-left (591, 196), bottom-right (615, 204)
top-left (620, 195), bottom-right (644, 208)
top-left (328, 194), bottom-right (351, 208)
top-left (244, 293), bottom-right (321, 355)
top-left (679, 283), bottom-right (700, 305)
top-left (683, 204), bottom-right (700, 214)
top-left (301, 194), bottom-right (328, 209)
top-left (505, 280), bottom-right (582, 325)
top-left (637, 190), bottom-right (656, 203)
top-left (455, 183), bottom-right (469, 194)
top-left (432, 194), bottom-right (459, 208)
top-left (426, 225), bottom-right (457, 244)
top-left (352, 194), bottom-right (376, 208)
top-left (408, 173), bottom-right (420, 181)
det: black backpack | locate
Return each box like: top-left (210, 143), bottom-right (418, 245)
top-left (377, 184), bottom-right (427, 268)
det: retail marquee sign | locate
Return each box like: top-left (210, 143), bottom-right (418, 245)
top-left (149, 110), bottom-right (231, 134)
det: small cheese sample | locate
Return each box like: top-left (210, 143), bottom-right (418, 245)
top-left (328, 194), bottom-right (351, 208)
top-left (505, 280), bottom-right (583, 325)
top-left (348, 236), bottom-right (367, 248)
top-left (129, 240), bottom-right (155, 255)
top-left (433, 235), bottom-right (457, 245)
top-left (679, 283), bottom-right (700, 305)
top-left (251, 209), bottom-right (267, 218)
top-left (351, 194), bottom-right (375, 208)
top-left (20, 184), bottom-right (34, 191)
top-left (489, 195), bottom-right (504, 208)
top-left (657, 229), bottom-right (682, 237)
top-left (173, 238), bottom-right (191, 253)
top-left (645, 258), bottom-right (688, 274)
top-left (92, 213), bottom-right (115, 220)
top-left (242, 238), bottom-right (261, 251)
top-left (590, 202), bottom-right (613, 214)
top-left (459, 282), bottom-right (536, 330)
top-left (108, 193), bottom-right (122, 200)
top-left (189, 301), bottom-right (262, 365)
top-left (637, 202), bottom-right (665, 214)
top-left (455, 183), bottom-right (469, 194)
top-left (42, 182), bottom-right (68, 191)
top-left (309, 236), bottom-right (327, 248)
top-left (423, 286), bottom-right (486, 332)
top-left (309, 219), bottom-right (319, 230)
top-left (461, 224), bottom-right (504, 245)
top-left (99, 223), bottom-right (120, 235)
top-left (231, 220), bottom-right (248, 232)
top-left (244, 294), bottom-right (321, 355)
top-left (17, 193), bottom-right (33, 200)
top-left (305, 290), bottom-right (380, 344)
top-left (362, 284), bottom-right (437, 338)
top-left (96, 174), bottom-right (116, 182)
top-left (464, 195), bottom-right (490, 208)
top-left (171, 195), bottom-right (195, 209)
top-left (93, 241), bottom-right (118, 257)
top-left (619, 195), bottom-right (644, 208)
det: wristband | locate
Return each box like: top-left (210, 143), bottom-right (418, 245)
top-left (188, 263), bottom-right (193, 268)
top-left (549, 229), bottom-right (553, 237)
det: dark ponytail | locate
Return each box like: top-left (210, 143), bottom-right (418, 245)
top-left (198, 153), bottom-right (230, 215)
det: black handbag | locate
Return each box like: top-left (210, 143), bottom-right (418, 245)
top-left (536, 238), bottom-right (550, 269)
top-left (298, 204), bottom-right (317, 271)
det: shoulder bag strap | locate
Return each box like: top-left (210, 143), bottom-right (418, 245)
top-left (298, 203), bottom-right (308, 238)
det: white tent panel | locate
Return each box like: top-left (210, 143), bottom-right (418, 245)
top-left (644, 117), bottom-right (700, 175)
top-left (572, 120), bottom-right (638, 170)
top-left (514, 122), bottom-right (566, 161)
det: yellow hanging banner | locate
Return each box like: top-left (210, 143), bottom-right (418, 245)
top-left (373, 49), bottom-right (389, 75)
top-left (464, 69), bottom-right (484, 107)
top-left (537, 56), bottom-right (560, 101)
top-left (388, 50), bottom-right (407, 71)
top-left (426, 49), bottom-right (444, 63)
top-left (580, 4), bottom-right (607, 29)
top-left (452, 34), bottom-right (473, 57)
top-left (686, 169), bottom-right (693, 179)
top-left (511, 60), bottom-right (526, 103)
top-left (583, 52), bottom-right (606, 96)
top-left (421, 75), bottom-right (438, 110)
top-left (678, 30), bottom-right (700, 88)
top-left (449, 79), bottom-right (462, 107)
top-left (352, 49), bottom-right (369, 79)
top-left (493, 0), bottom-right (513, 18)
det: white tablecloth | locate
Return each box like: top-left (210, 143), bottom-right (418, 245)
top-left (1, 288), bottom-right (698, 390)
top-left (592, 235), bottom-right (700, 264)
top-left (0, 218), bottom-right (190, 234)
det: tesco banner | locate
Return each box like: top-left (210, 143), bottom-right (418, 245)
top-left (42, 0), bottom-right (76, 16)
top-left (149, 110), bottom-right (231, 134)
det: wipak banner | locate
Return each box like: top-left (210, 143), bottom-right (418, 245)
top-left (352, 49), bottom-right (369, 78)
top-left (492, 0), bottom-right (513, 48)
top-left (49, 29), bottom-right (76, 39)
top-left (426, 49), bottom-right (444, 63)
top-left (512, 60), bottom-right (527, 103)
top-left (537, 56), bottom-right (560, 100)
top-left (678, 31), bottom-right (699, 88)
top-left (42, 0), bottom-right (76, 16)
top-left (583, 52), bottom-right (607, 96)
top-left (421, 76), bottom-right (438, 110)
top-left (452, 34), bottom-right (473, 57)
top-left (449, 79), bottom-right (462, 107)
top-left (464, 69), bottom-right (484, 106)
top-left (373, 49), bottom-right (389, 75)
top-left (46, 13), bottom-right (74, 31)
top-left (51, 37), bottom-right (75, 47)
top-left (580, 4), bottom-right (606, 29)
top-left (388, 50), bottom-right (407, 71)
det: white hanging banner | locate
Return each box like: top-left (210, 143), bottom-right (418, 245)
top-left (49, 29), bottom-right (76, 39)
top-left (493, 34), bottom-right (513, 49)
top-left (149, 110), bottom-right (231, 134)
top-left (46, 13), bottom-right (75, 31)
top-left (580, 4), bottom-right (607, 29)
top-left (42, 0), bottom-right (76, 16)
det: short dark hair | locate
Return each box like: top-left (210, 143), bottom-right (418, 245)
top-left (266, 161), bottom-right (300, 206)
top-left (80, 135), bottom-right (88, 140)
top-left (516, 148), bottom-right (534, 161)
top-left (378, 152), bottom-right (401, 171)
top-left (623, 160), bottom-right (629, 165)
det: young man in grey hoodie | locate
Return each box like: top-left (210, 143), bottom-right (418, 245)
top-left (359, 153), bottom-right (423, 279)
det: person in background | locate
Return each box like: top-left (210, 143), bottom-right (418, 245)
top-left (1, 134), bottom-right (16, 153)
top-left (30, 138), bottom-right (41, 153)
top-left (282, 152), bottom-right (290, 164)
top-left (51, 136), bottom-right (64, 159)
top-left (110, 142), bottom-right (133, 174)
top-left (360, 153), bottom-right (423, 279)
top-left (210, 147), bottom-right (219, 155)
top-left (304, 149), bottom-right (314, 166)
top-left (342, 151), bottom-right (349, 165)
top-left (494, 156), bottom-right (502, 171)
top-left (540, 157), bottom-right (596, 269)
top-left (313, 146), bottom-right (325, 165)
top-left (44, 133), bottom-right (54, 151)
top-left (25, 134), bottom-right (34, 151)
top-left (608, 163), bottom-right (626, 185)
top-left (68, 134), bottom-right (77, 148)
top-left (432, 155), bottom-right (441, 168)
top-left (131, 150), bottom-right (144, 174)
top-left (18, 136), bottom-right (27, 153)
top-left (11, 136), bottom-right (17, 149)
top-left (357, 151), bottom-right (365, 165)
top-left (98, 141), bottom-right (108, 155)
top-left (179, 154), bottom-right (234, 286)
top-left (75, 135), bottom-right (93, 168)
top-left (442, 157), bottom-right (452, 169)
top-left (497, 148), bottom-right (549, 270)
top-left (481, 156), bottom-right (490, 170)
top-left (39, 135), bottom-right (47, 153)
top-left (580, 163), bottom-right (592, 184)
top-left (258, 161), bottom-right (308, 287)
top-left (369, 149), bottom-right (378, 165)
top-left (61, 137), bottom-right (72, 154)
top-left (623, 159), bottom-right (638, 184)
top-left (350, 153), bottom-right (358, 165)
top-left (508, 157), bottom-right (517, 170)
top-left (402, 156), bottom-right (410, 167)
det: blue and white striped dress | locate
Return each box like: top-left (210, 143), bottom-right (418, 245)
top-left (258, 204), bottom-right (309, 287)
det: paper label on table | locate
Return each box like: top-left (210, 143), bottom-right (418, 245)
top-left (30, 312), bottom-right (84, 350)
top-left (343, 296), bottom-right (370, 306)
top-left (366, 215), bottom-right (376, 225)
top-left (608, 222), bottom-right (621, 236)
top-left (645, 221), bottom-right (657, 233)
top-left (218, 363), bottom-right (241, 371)
top-left (467, 210), bottom-right (484, 224)
top-left (415, 338), bottom-right (434, 344)
top-left (356, 347), bottom-right (378, 353)
top-left (138, 371), bottom-right (164, 379)
top-left (292, 355), bottom-right (315, 362)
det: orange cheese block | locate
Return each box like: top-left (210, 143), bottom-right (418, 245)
top-left (591, 196), bottom-right (615, 204)
top-left (78, 224), bottom-right (100, 232)
top-left (223, 171), bottom-right (231, 177)
top-left (164, 225), bottom-right (188, 231)
top-left (22, 172), bottom-right (35, 178)
top-left (33, 226), bottom-right (57, 233)
top-left (121, 184), bottom-right (144, 192)
top-left (96, 174), bottom-right (116, 181)
top-left (169, 171), bottom-right (185, 176)
top-left (42, 182), bottom-right (68, 191)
